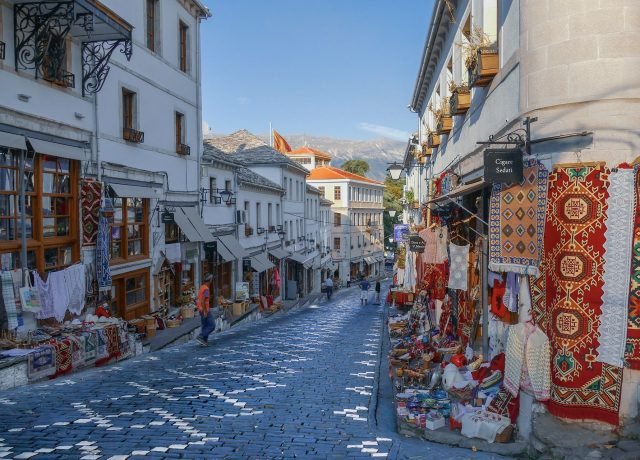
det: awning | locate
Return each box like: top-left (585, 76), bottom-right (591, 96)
top-left (250, 253), bottom-right (274, 273)
top-left (312, 259), bottom-right (321, 270)
top-left (288, 252), bottom-right (316, 267)
top-left (0, 132), bottom-right (26, 150)
top-left (108, 182), bottom-right (163, 199)
top-left (172, 207), bottom-right (214, 243)
top-left (216, 234), bottom-right (249, 261)
top-left (269, 247), bottom-right (290, 259)
top-left (364, 256), bottom-right (376, 265)
top-left (427, 180), bottom-right (487, 204)
top-left (303, 257), bottom-right (316, 269)
top-left (27, 137), bottom-right (86, 161)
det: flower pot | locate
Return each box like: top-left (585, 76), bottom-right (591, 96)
top-left (436, 115), bottom-right (453, 135)
top-left (450, 89), bottom-right (471, 115)
top-left (470, 47), bottom-right (499, 87)
top-left (427, 133), bottom-right (440, 148)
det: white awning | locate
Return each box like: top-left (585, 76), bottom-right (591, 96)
top-left (364, 256), bottom-right (376, 265)
top-left (250, 253), bottom-right (274, 273)
top-left (288, 252), bottom-right (315, 266)
top-left (217, 234), bottom-right (248, 260)
top-left (172, 207), bottom-right (214, 243)
top-left (268, 247), bottom-right (290, 259)
top-left (27, 137), bottom-right (86, 161)
top-left (0, 131), bottom-right (26, 150)
top-left (108, 182), bottom-right (163, 199)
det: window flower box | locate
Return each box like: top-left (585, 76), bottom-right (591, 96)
top-left (450, 86), bottom-right (471, 115)
top-left (436, 115), bottom-right (453, 135)
top-left (469, 47), bottom-right (499, 88)
top-left (427, 132), bottom-right (440, 148)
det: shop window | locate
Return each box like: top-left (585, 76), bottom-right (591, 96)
top-left (109, 196), bottom-right (148, 263)
top-left (112, 269), bottom-right (150, 320)
top-left (0, 149), bottom-right (78, 274)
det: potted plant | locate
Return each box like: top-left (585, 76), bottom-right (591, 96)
top-left (449, 81), bottom-right (471, 115)
top-left (459, 27), bottom-right (498, 88)
top-left (426, 129), bottom-right (440, 148)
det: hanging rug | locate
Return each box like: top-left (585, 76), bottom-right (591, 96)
top-left (489, 159), bottom-right (548, 276)
top-left (542, 163), bottom-right (622, 425)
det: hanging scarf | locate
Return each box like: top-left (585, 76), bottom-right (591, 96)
top-left (96, 215), bottom-right (112, 292)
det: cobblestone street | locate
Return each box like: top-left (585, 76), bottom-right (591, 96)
top-left (0, 286), bottom-right (501, 459)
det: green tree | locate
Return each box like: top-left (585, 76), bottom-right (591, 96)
top-left (383, 176), bottom-right (403, 248)
top-left (340, 159), bottom-right (370, 177)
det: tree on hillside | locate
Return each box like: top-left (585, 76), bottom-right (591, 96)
top-left (383, 176), bottom-right (403, 247)
top-left (341, 159), bottom-right (370, 177)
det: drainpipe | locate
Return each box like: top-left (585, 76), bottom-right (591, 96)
top-left (195, 16), bottom-right (203, 290)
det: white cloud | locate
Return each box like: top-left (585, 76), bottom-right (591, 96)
top-left (357, 123), bottom-right (409, 141)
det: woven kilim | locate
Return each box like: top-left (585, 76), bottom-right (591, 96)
top-left (52, 338), bottom-right (73, 377)
top-left (489, 159), bottom-right (548, 276)
top-left (83, 331), bottom-right (97, 365)
top-left (81, 180), bottom-right (102, 246)
top-left (598, 168), bottom-right (634, 368)
top-left (544, 163), bottom-right (622, 425)
top-left (27, 345), bottom-right (55, 380)
top-left (419, 262), bottom-right (448, 301)
top-left (625, 168), bottom-right (640, 369)
top-left (487, 385), bottom-right (520, 423)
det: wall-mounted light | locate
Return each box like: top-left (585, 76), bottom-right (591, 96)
top-left (386, 163), bottom-right (404, 180)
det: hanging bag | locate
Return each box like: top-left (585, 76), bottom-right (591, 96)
top-left (19, 272), bottom-right (42, 313)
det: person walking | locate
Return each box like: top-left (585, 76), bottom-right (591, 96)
top-left (196, 274), bottom-right (215, 347)
top-left (325, 277), bottom-right (333, 300)
top-left (359, 278), bottom-right (370, 305)
top-left (375, 280), bottom-right (381, 304)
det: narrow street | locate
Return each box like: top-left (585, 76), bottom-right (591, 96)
top-left (0, 285), bottom-right (500, 459)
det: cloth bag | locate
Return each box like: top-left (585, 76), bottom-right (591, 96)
top-left (19, 274), bottom-right (41, 313)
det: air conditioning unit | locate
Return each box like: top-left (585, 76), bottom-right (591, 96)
top-left (236, 210), bottom-right (247, 225)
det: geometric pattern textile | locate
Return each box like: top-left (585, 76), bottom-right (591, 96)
top-left (626, 168), bottom-right (640, 370)
top-left (96, 214), bottom-right (112, 292)
top-left (81, 180), bottom-right (102, 246)
top-left (27, 345), bottom-right (56, 380)
top-left (598, 168), bottom-right (634, 368)
top-left (419, 262), bottom-right (448, 301)
top-left (543, 163), bottom-right (622, 425)
top-left (448, 243), bottom-right (469, 290)
top-left (489, 159), bottom-right (549, 276)
top-left (487, 385), bottom-right (520, 423)
top-left (52, 338), bottom-right (73, 378)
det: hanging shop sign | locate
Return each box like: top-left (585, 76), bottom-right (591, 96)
top-left (394, 224), bottom-right (409, 242)
top-left (235, 282), bottom-right (249, 301)
top-left (484, 148), bottom-right (524, 184)
top-left (161, 211), bottom-right (175, 224)
top-left (242, 258), bottom-right (252, 273)
top-left (408, 235), bottom-right (426, 253)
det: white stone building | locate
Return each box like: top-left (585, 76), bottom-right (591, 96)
top-left (0, 0), bottom-right (210, 325)
top-left (308, 166), bottom-right (385, 283)
top-left (410, 0), bottom-right (640, 436)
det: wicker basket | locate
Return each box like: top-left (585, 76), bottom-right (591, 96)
top-left (166, 319), bottom-right (181, 328)
top-left (181, 306), bottom-right (195, 319)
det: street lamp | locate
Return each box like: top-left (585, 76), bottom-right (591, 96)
top-left (388, 209), bottom-right (397, 218)
top-left (386, 163), bottom-right (404, 180)
top-left (388, 236), bottom-right (393, 243)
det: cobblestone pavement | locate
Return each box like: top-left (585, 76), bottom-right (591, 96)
top-left (0, 284), bottom-right (504, 459)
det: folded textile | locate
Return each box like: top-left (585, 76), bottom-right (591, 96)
top-left (461, 409), bottom-right (511, 443)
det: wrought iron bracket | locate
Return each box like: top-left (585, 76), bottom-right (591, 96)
top-left (0, 41), bottom-right (5, 61)
top-left (477, 116), bottom-right (538, 155)
top-left (82, 39), bottom-right (132, 96)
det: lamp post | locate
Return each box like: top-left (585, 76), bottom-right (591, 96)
top-left (386, 162), bottom-right (404, 180)
top-left (388, 209), bottom-right (396, 218)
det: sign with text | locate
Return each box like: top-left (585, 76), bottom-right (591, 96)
top-left (408, 235), bottom-right (426, 253)
top-left (393, 224), bottom-right (409, 242)
top-left (484, 148), bottom-right (524, 184)
top-left (235, 282), bottom-right (249, 301)
top-left (161, 211), bottom-right (174, 224)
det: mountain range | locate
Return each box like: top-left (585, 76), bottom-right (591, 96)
top-left (205, 132), bottom-right (406, 181)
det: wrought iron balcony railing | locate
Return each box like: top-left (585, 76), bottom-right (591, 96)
top-left (123, 127), bottom-right (144, 143)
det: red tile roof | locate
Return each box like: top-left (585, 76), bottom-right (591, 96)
top-left (289, 147), bottom-right (332, 161)
top-left (307, 166), bottom-right (384, 185)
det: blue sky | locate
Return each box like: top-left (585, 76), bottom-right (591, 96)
top-left (200, 0), bottom-right (433, 141)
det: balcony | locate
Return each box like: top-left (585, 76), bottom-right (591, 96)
top-left (13, 1), bottom-right (133, 96)
top-left (123, 127), bottom-right (144, 143)
top-left (177, 143), bottom-right (191, 155)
